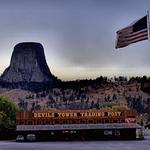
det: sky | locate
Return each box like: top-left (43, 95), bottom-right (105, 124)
top-left (0, 0), bottom-right (150, 81)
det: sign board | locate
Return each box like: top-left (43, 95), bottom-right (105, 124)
top-left (33, 111), bottom-right (122, 118)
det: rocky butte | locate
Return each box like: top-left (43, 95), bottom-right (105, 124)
top-left (0, 42), bottom-right (58, 90)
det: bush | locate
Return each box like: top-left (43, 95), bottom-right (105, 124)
top-left (0, 96), bottom-right (19, 127)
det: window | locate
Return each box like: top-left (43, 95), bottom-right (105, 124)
top-left (37, 121), bottom-right (43, 125)
top-left (105, 119), bottom-right (109, 123)
top-left (54, 120), bottom-right (59, 124)
top-left (19, 121), bottom-right (24, 125)
top-left (104, 130), bottom-right (112, 135)
top-left (89, 120), bottom-right (93, 124)
top-left (115, 130), bottom-right (120, 136)
top-left (46, 121), bottom-right (51, 124)
top-left (97, 120), bottom-right (102, 123)
top-left (113, 119), bottom-right (119, 123)
top-left (28, 121), bottom-right (32, 125)
top-left (72, 120), bottom-right (76, 124)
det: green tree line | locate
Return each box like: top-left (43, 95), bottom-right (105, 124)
top-left (0, 96), bottom-right (18, 128)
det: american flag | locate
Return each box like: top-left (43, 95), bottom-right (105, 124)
top-left (116, 15), bottom-right (149, 48)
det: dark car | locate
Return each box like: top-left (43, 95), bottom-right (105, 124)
top-left (145, 124), bottom-right (150, 129)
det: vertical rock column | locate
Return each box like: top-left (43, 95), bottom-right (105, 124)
top-left (1, 42), bottom-right (56, 83)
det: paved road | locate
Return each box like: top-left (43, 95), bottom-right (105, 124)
top-left (0, 137), bottom-right (150, 150)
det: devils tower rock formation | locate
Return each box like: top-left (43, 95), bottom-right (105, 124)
top-left (0, 42), bottom-right (58, 90)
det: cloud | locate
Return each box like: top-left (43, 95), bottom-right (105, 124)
top-left (0, 0), bottom-right (150, 80)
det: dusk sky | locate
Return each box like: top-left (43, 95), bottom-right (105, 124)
top-left (0, 0), bottom-right (150, 80)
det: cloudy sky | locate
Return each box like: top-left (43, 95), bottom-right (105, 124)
top-left (0, 0), bottom-right (150, 80)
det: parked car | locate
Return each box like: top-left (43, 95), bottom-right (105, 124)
top-left (16, 135), bottom-right (24, 142)
top-left (26, 134), bottom-right (36, 142)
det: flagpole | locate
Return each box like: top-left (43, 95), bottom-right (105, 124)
top-left (147, 10), bottom-right (150, 40)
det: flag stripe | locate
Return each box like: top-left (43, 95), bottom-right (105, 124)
top-left (117, 35), bottom-right (148, 45)
top-left (118, 28), bottom-right (148, 39)
top-left (129, 36), bottom-right (148, 44)
top-left (127, 32), bottom-right (148, 41)
top-left (128, 28), bottom-right (148, 37)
